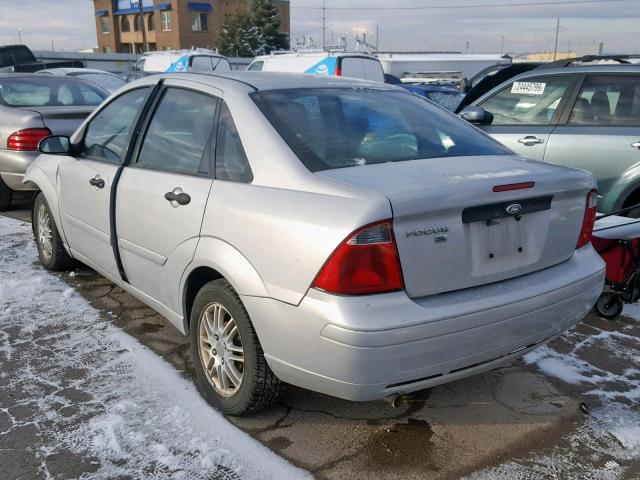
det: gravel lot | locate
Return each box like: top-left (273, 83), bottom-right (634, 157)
top-left (1, 202), bottom-right (639, 479)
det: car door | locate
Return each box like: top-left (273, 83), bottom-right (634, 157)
top-left (543, 74), bottom-right (640, 212)
top-left (115, 80), bottom-right (219, 308)
top-left (58, 86), bottom-right (151, 278)
top-left (474, 75), bottom-right (575, 160)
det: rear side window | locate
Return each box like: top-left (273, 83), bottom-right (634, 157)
top-left (479, 76), bottom-right (571, 125)
top-left (213, 58), bottom-right (232, 72)
top-left (569, 75), bottom-right (640, 126)
top-left (362, 59), bottom-right (385, 83)
top-left (136, 88), bottom-right (218, 175)
top-left (82, 87), bottom-right (150, 164)
top-left (0, 77), bottom-right (108, 107)
top-left (215, 103), bottom-right (253, 182)
top-left (191, 56), bottom-right (212, 72)
top-left (252, 88), bottom-right (510, 172)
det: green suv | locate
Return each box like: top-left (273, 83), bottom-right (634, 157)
top-left (461, 58), bottom-right (640, 214)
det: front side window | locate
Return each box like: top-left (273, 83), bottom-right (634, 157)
top-left (191, 12), bottom-right (208, 32)
top-left (215, 103), bottom-right (253, 182)
top-left (0, 77), bottom-right (107, 107)
top-left (161, 11), bottom-right (172, 31)
top-left (252, 88), bottom-right (509, 172)
top-left (82, 88), bottom-right (149, 164)
top-left (479, 76), bottom-right (571, 125)
top-left (136, 88), bottom-right (217, 175)
top-left (100, 16), bottom-right (109, 34)
top-left (569, 75), bottom-right (640, 126)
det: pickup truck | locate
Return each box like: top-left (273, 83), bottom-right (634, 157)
top-left (0, 45), bottom-right (84, 73)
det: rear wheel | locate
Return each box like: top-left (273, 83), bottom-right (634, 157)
top-left (190, 279), bottom-right (281, 415)
top-left (0, 177), bottom-right (12, 210)
top-left (594, 293), bottom-right (624, 319)
top-left (33, 193), bottom-right (74, 271)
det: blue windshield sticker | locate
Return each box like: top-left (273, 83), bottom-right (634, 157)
top-left (166, 55), bottom-right (189, 72)
top-left (304, 57), bottom-right (337, 76)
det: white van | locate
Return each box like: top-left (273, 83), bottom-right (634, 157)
top-left (247, 51), bottom-right (385, 82)
top-left (133, 49), bottom-right (232, 74)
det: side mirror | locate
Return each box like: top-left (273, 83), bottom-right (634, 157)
top-left (459, 106), bottom-right (494, 125)
top-left (39, 135), bottom-right (70, 155)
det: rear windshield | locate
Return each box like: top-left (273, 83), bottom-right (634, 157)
top-left (252, 87), bottom-right (510, 172)
top-left (0, 77), bottom-right (108, 107)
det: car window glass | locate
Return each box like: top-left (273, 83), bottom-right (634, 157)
top-left (215, 102), bottom-right (253, 182)
top-left (57, 85), bottom-right (74, 105)
top-left (569, 75), bottom-right (640, 126)
top-left (479, 76), bottom-right (571, 125)
top-left (252, 88), bottom-right (510, 172)
top-left (82, 87), bottom-right (149, 164)
top-left (213, 58), bottom-right (232, 72)
top-left (362, 59), bottom-right (385, 83)
top-left (137, 88), bottom-right (217, 175)
top-left (247, 61), bottom-right (263, 71)
top-left (191, 56), bottom-right (212, 72)
top-left (0, 77), bottom-right (107, 107)
top-left (0, 50), bottom-right (12, 67)
top-left (341, 58), bottom-right (365, 79)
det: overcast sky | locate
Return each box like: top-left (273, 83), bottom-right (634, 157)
top-left (0, 0), bottom-right (638, 55)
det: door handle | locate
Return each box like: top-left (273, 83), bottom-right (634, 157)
top-left (632, 142), bottom-right (640, 149)
top-left (517, 136), bottom-right (544, 146)
top-left (164, 188), bottom-right (191, 207)
top-left (89, 175), bottom-right (105, 189)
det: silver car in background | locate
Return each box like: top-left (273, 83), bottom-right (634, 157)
top-left (36, 68), bottom-right (126, 93)
top-left (25, 72), bottom-right (604, 415)
top-left (0, 74), bottom-right (108, 209)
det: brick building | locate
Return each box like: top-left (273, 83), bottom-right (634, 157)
top-left (93, 0), bottom-right (290, 54)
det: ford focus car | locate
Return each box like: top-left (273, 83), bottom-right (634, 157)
top-left (24, 72), bottom-right (604, 415)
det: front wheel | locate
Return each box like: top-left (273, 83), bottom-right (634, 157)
top-left (594, 293), bottom-right (624, 319)
top-left (189, 279), bottom-right (281, 415)
top-left (33, 193), bottom-right (74, 271)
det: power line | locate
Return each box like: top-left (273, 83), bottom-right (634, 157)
top-left (292, 0), bottom-right (638, 10)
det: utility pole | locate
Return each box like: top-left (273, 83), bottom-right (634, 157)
top-left (321, 0), bottom-right (326, 49)
top-left (18, 29), bottom-right (22, 45)
top-left (552, 18), bottom-right (560, 61)
top-left (376, 24), bottom-right (379, 52)
top-left (138, 0), bottom-right (148, 53)
top-left (500, 34), bottom-right (505, 55)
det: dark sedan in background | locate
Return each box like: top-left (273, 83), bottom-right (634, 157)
top-left (0, 74), bottom-right (108, 209)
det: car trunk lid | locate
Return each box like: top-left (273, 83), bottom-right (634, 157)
top-left (317, 155), bottom-right (594, 298)
top-left (21, 106), bottom-right (95, 137)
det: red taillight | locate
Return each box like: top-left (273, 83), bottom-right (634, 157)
top-left (576, 190), bottom-right (598, 249)
top-left (335, 66), bottom-right (342, 76)
top-left (7, 128), bottom-right (51, 151)
top-left (312, 220), bottom-right (404, 295)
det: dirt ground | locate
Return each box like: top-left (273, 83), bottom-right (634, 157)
top-left (2, 199), bottom-right (639, 479)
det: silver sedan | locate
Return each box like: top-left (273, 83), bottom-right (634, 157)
top-left (0, 73), bottom-right (108, 209)
top-left (24, 72), bottom-right (604, 415)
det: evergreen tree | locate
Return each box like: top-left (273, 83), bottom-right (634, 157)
top-left (250, 0), bottom-right (288, 54)
top-left (218, 12), bottom-right (258, 57)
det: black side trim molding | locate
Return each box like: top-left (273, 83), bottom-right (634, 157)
top-left (462, 195), bottom-right (553, 224)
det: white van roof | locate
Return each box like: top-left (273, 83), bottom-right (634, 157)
top-left (140, 49), bottom-right (227, 73)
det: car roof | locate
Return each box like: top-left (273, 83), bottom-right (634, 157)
top-left (254, 52), bottom-right (378, 61)
top-left (134, 71), bottom-right (398, 92)
top-left (510, 63), bottom-right (640, 80)
top-left (37, 68), bottom-right (116, 75)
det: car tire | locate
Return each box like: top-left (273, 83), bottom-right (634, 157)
top-left (0, 177), bottom-right (12, 210)
top-left (190, 279), bottom-right (281, 415)
top-left (33, 193), bottom-right (74, 271)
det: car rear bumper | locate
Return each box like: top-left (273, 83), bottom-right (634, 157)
top-left (0, 150), bottom-right (38, 191)
top-left (242, 246), bottom-right (604, 401)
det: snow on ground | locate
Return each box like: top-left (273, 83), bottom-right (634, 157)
top-left (468, 294), bottom-right (640, 479)
top-left (0, 216), bottom-right (310, 480)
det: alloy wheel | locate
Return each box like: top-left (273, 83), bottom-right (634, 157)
top-left (198, 303), bottom-right (245, 397)
top-left (36, 204), bottom-right (53, 261)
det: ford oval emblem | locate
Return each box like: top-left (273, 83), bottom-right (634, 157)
top-left (505, 203), bottom-right (522, 215)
